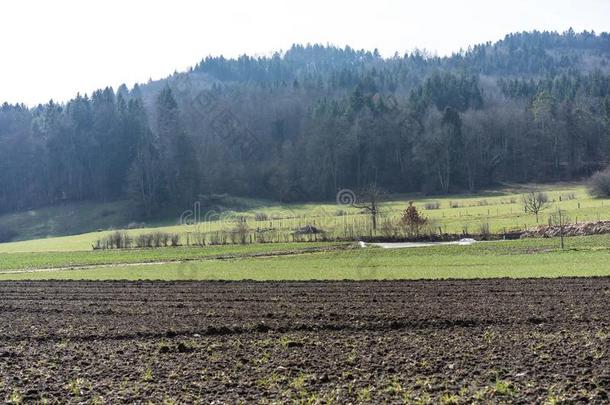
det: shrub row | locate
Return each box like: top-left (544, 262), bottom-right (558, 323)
top-left (93, 231), bottom-right (179, 249)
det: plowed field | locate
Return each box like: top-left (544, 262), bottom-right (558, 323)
top-left (0, 279), bottom-right (609, 403)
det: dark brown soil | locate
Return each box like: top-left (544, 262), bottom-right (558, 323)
top-left (0, 279), bottom-right (609, 403)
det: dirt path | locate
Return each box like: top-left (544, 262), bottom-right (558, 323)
top-left (0, 244), bottom-right (345, 274)
top-left (371, 241), bottom-right (460, 248)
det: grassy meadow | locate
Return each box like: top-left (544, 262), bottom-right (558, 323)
top-left (1, 182), bottom-right (610, 281)
top-left (0, 242), bottom-right (340, 271)
top-left (1, 234), bottom-right (610, 280)
top-left (1, 183), bottom-right (609, 254)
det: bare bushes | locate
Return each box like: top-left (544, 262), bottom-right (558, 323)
top-left (424, 201), bottom-right (440, 210)
top-left (588, 169), bottom-right (610, 198)
top-left (94, 231), bottom-right (180, 249)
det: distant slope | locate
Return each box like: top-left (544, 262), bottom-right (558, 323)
top-left (0, 195), bottom-right (280, 244)
top-left (0, 200), bottom-right (135, 242)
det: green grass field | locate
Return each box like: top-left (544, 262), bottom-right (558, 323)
top-left (1, 183), bottom-right (610, 281)
top-left (1, 182), bottom-right (609, 253)
top-left (1, 234), bottom-right (609, 281)
top-left (0, 242), bottom-right (340, 271)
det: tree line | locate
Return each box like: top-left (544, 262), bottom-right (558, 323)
top-left (0, 30), bottom-right (609, 217)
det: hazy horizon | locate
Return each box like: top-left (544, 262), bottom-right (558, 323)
top-left (1, 0), bottom-right (609, 106)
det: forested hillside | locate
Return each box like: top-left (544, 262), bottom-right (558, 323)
top-left (1, 30), bottom-right (610, 217)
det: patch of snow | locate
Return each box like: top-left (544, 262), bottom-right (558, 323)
top-left (458, 238), bottom-right (476, 245)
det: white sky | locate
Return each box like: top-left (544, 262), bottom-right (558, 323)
top-left (1, 0), bottom-right (608, 106)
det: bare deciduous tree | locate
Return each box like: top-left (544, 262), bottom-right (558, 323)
top-left (232, 217), bottom-right (249, 245)
top-left (352, 184), bottom-right (385, 232)
top-left (522, 191), bottom-right (552, 223)
top-left (550, 209), bottom-right (569, 250)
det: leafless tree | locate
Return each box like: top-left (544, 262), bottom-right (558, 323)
top-left (352, 184), bottom-right (385, 232)
top-left (232, 217), bottom-right (249, 245)
top-left (522, 191), bottom-right (552, 223)
top-left (550, 209), bottom-right (570, 250)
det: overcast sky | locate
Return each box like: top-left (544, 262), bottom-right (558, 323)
top-left (1, 0), bottom-right (608, 105)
